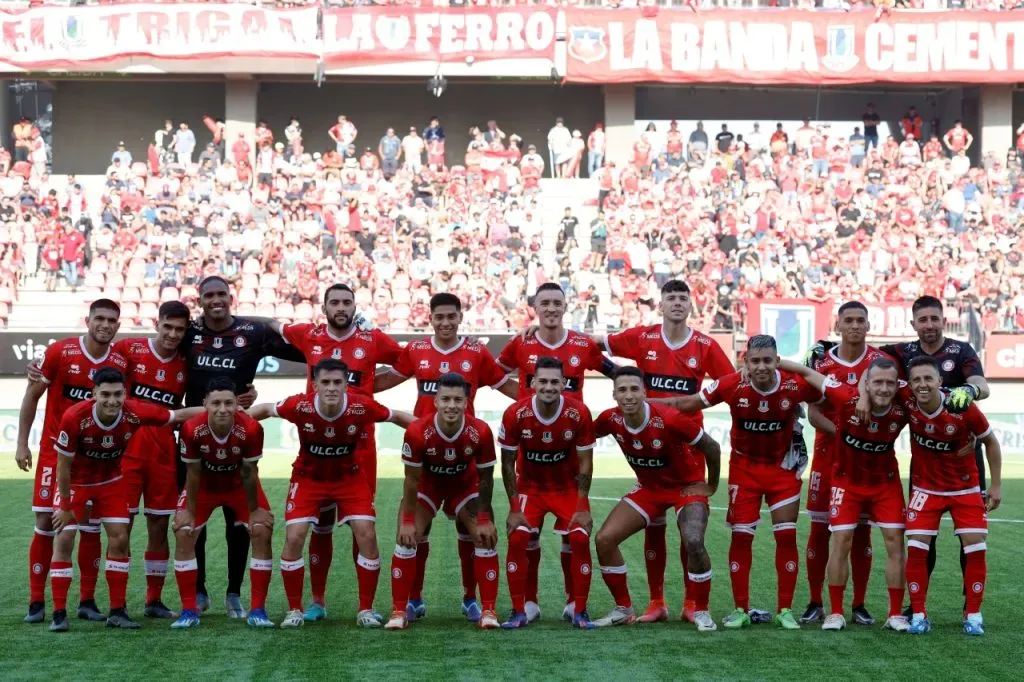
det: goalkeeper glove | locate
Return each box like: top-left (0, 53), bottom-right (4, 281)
top-left (943, 384), bottom-right (980, 414)
top-left (353, 311), bottom-right (374, 331)
top-left (781, 435), bottom-right (809, 479)
top-left (802, 340), bottom-right (835, 368)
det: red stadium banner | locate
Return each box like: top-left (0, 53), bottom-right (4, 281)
top-left (838, 301), bottom-right (916, 338)
top-left (564, 9), bottom-right (1024, 85)
top-left (0, 4), bottom-right (320, 68)
top-left (984, 334), bottom-right (1024, 379)
top-left (320, 6), bottom-right (557, 65)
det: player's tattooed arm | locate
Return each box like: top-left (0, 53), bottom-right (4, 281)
top-left (477, 464), bottom-right (495, 517)
top-left (649, 394), bottom-right (706, 413)
top-left (597, 356), bottom-right (618, 379)
top-left (806, 404), bottom-right (836, 436)
top-left (694, 433), bottom-right (721, 496)
top-left (497, 378), bottom-right (520, 400)
top-left (169, 407), bottom-right (206, 424)
top-left (245, 403), bottom-right (276, 421)
top-left (15, 380), bottom-right (46, 471)
top-left (373, 367), bottom-right (408, 393)
top-left (500, 446), bottom-right (518, 502)
top-left (981, 431), bottom-right (1002, 512)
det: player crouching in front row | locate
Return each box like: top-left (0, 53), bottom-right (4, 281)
top-left (592, 367), bottom-right (723, 632)
top-left (386, 373), bottom-right (502, 630)
top-left (171, 378), bottom-right (274, 629)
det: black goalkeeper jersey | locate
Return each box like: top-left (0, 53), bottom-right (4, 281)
top-left (879, 337), bottom-right (984, 390)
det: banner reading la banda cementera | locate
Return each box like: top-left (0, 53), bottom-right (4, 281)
top-left (563, 8), bottom-right (1024, 86)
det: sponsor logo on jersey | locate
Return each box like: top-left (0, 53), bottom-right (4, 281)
top-left (353, 348), bottom-right (365, 359)
top-left (195, 355), bottom-right (237, 370)
top-left (417, 380), bottom-right (440, 396)
top-left (346, 370), bottom-right (364, 386)
top-left (203, 460), bottom-right (239, 473)
top-left (842, 433), bottom-right (891, 453)
top-left (427, 463), bottom-right (469, 476)
top-left (741, 419), bottom-right (785, 433)
top-left (625, 454), bottom-right (666, 469)
top-left (523, 449), bottom-right (568, 464)
top-left (644, 374), bottom-right (698, 395)
top-left (911, 432), bottom-right (954, 452)
top-left (137, 364), bottom-right (147, 375)
top-left (419, 359), bottom-right (430, 369)
top-left (645, 350), bottom-right (657, 361)
top-left (84, 448), bottom-right (124, 460)
top-left (132, 383), bottom-right (178, 407)
top-left (63, 385), bottom-right (93, 401)
top-left (308, 443), bottom-right (355, 458)
top-left (738, 398), bottom-right (748, 408)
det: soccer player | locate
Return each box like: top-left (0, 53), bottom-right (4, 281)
top-left (115, 301), bottom-right (191, 619)
top-left (498, 282), bottom-right (614, 623)
top-left (374, 292), bottom-right (517, 622)
top-left (261, 283), bottom-right (402, 622)
top-left (900, 356), bottom-right (1001, 636)
top-left (247, 359), bottom-right (414, 628)
top-left (171, 378), bottom-right (273, 630)
top-left (800, 302), bottom-right (888, 626)
top-left (663, 335), bottom-right (833, 630)
top-left (498, 357), bottom-right (597, 630)
top-left (47, 368), bottom-right (201, 632)
top-left (598, 279), bottom-right (733, 623)
top-left (17, 298), bottom-right (126, 625)
top-left (385, 373), bottom-right (501, 630)
top-left (592, 367), bottom-right (722, 632)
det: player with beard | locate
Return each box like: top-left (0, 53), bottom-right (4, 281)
top-left (374, 293), bottom-right (518, 623)
top-left (17, 299), bottom-right (126, 625)
top-left (253, 283), bottom-right (402, 623)
top-left (499, 282), bottom-right (615, 624)
top-left (181, 276), bottom-right (305, 618)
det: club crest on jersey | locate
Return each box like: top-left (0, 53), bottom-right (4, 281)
top-left (563, 430), bottom-right (574, 440)
top-left (942, 359), bottom-right (955, 372)
top-left (945, 424), bottom-right (956, 434)
top-left (156, 369), bottom-right (166, 381)
top-left (781, 399), bottom-right (791, 410)
top-left (687, 357), bottom-right (697, 368)
top-left (354, 348), bottom-right (365, 359)
top-left (440, 362), bottom-right (450, 372)
top-left (542, 431), bottom-right (553, 443)
top-left (569, 355), bottom-right (581, 367)
top-left (102, 435), bottom-right (114, 448)
top-left (177, 372), bottom-right (184, 382)
top-left (646, 350), bottom-right (657, 361)
top-left (445, 448), bottom-right (457, 461)
top-left (216, 448), bottom-right (227, 460)
top-left (847, 372), bottom-right (857, 384)
top-left (332, 349), bottom-right (342, 359)
top-left (325, 427), bottom-right (335, 438)
top-left (758, 401), bottom-right (769, 413)
top-left (889, 422), bottom-right (899, 432)
top-left (652, 439), bottom-right (663, 449)
top-left (347, 425), bottom-right (358, 434)
top-left (632, 439), bottom-right (643, 450)
top-left (461, 361), bottom-right (472, 371)
top-left (925, 424), bottom-right (935, 434)
top-left (234, 337), bottom-right (246, 348)
top-left (868, 422), bottom-right (879, 433)
top-left (137, 364), bottom-right (147, 375)
top-left (213, 338), bottom-right (223, 349)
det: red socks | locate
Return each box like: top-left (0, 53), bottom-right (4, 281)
top-left (308, 527), bottom-right (334, 605)
top-left (906, 540), bottom-right (930, 615)
top-left (458, 534), bottom-right (478, 601)
top-left (601, 564), bottom-right (631, 608)
top-left (568, 530), bottom-right (593, 615)
top-left (728, 530), bottom-right (754, 611)
top-left (506, 530), bottom-right (530, 613)
top-left (828, 583), bottom-right (845, 616)
top-left (174, 558), bottom-right (198, 612)
top-left (249, 558), bottom-right (273, 611)
top-left (49, 561), bottom-right (73, 612)
top-left (525, 539), bottom-right (541, 604)
top-left (280, 557), bottom-right (306, 611)
top-left (78, 529), bottom-right (102, 602)
top-left (390, 545), bottom-right (417, 613)
top-left (410, 540), bottom-right (429, 601)
top-left (805, 522), bottom-right (830, 605)
top-left (688, 569), bottom-right (712, 611)
top-left (355, 554), bottom-right (380, 612)
top-left (963, 542), bottom-right (987, 615)
top-left (887, 586), bottom-right (905, 618)
top-left (473, 547), bottom-right (499, 612)
top-left (29, 527), bottom-right (54, 603)
top-left (774, 523), bottom-right (799, 612)
top-left (851, 524), bottom-right (873, 607)
top-left (644, 524), bottom-right (667, 603)
top-left (105, 555), bottom-right (130, 610)
top-left (144, 550), bottom-right (169, 604)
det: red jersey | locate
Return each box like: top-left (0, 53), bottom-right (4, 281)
top-left (282, 323), bottom-right (402, 395)
top-left (807, 345), bottom-right (888, 452)
top-left (497, 395), bottom-right (596, 494)
top-left (273, 392), bottom-right (392, 481)
top-left (401, 414), bottom-right (496, 485)
top-left (605, 325), bottom-right (733, 425)
top-left (498, 330), bottom-right (606, 398)
top-left (824, 384), bottom-right (907, 487)
top-left (114, 338), bottom-right (188, 409)
top-left (905, 400), bottom-right (991, 494)
top-left (700, 370), bottom-right (824, 468)
top-left (179, 412), bottom-right (264, 494)
top-left (595, 402), bottom-right (705, 489)
top-left (390, 337), bottom-right (509, 417)
top-left (55, 398), bottom-right (173, 486)
top-left (38, 337), bottom-right (128, 451)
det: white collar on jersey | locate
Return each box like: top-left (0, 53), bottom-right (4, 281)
top-left (532, 394), bottom-right (565, 425)
top-left (434, 413), bottom-right (466, 442)
top-left (326, 325), bottom-right (358, 343)
top-left (78, 336), bottom-right (111, 365)
top-left (659, 325), bottom-right (693, 351)
top-left (623, 403), bottom-right (651, 435)
top-left (751, 370), bottom-right (782, 396)
top-left (827, 345), bottom-right (868, 368)
top-left (534, 330), bottom-right (569, 350)
top-left (315, 393), bottom-right (348, 421)
top-left (92, 403), bottom-right (123, 431)
top-left (148, 338), bottom-right (176, 363)
top-left (430, 336), bottom-right (466, 356)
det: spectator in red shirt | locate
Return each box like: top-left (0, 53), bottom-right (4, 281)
top-left (57, 221), bottom-right (85, 292)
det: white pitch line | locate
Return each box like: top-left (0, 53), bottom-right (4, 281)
top-left (588, 496), bottom-right (1024, 524)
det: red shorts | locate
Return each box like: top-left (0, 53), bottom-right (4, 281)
top-left (417, 479), bottom-right (479, 520)
top-left (828, 477), bottom-right (906, 532)
top-left (726, 465), bottom-right (803, 529)
top-left (31, 442), bottom-right (58, 512)
top-left (316, 429), bottom-right (377, 520)
top-left (805, 445), bottom-right (832, 523)
top-left (178, 484), bottom-right (270, 531)
top-left (517, 490), bottom-right (587, 536)
top-left (53, 478), bottom-right (130, 529)
top-left (122, 426), bottom-right (178, 516)
top-left (287, 475), bottom-right (376, 527)
top-left (622, 483), bottom-right (709, 528)
top-left (905, 487), bottom-right (988, 537)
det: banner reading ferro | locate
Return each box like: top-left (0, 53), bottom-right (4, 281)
top-left (564, 9), bottom-right (1024, 85)
top-left (0, 3), bottom-right (320, 68)
top-left (321, 6), bottom-right (557, 65)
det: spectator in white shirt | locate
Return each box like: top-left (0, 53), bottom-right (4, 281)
top-left (547, 117), bottom-right (572, 178)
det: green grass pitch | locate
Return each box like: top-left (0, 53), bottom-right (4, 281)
top-left (0, 456), bottom-right (1021, 682)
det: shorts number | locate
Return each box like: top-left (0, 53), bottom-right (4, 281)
top-left (908, 490), bottom-right (929, 512)
top-left (288, 482), bottom-right (299, 501)
top-left (40, 467), bottom-right (53, 487)
top-left (809, 471), bottom-right (821, 493)
top-left (517, 494), bottom-right (528, 513)
top-left (728, 485), bottom-right (739, 504)
top-left (830, 487), bottom-right (845, 506)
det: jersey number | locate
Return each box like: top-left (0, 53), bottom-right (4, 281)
top-left (908, 490), bottom-right (929, 512)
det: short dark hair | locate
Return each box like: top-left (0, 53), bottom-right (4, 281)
top-left (865, 357), bottom-right (899, 380)
top-left (912, 296), bottom-right (943, 316)
top-left (92, 367), bottom-right (125, 387)
top-left (746, 335), bottom-right (777, 352)
top-left (89, 298), bottom-right (121, 317)
top-left (199, 276), bottom-right (230, 294)
top-left (430, 293), bottom-right (462, 312)
top-left (661, 280), bottom-right (690, 295)
top-left (535, 282), bottom-right (564, 298)
top-left (907, 355), bottom-right (940, 375)
top-left (613, 366), bottom-right (644, 383)
top-left (837, 301), bottom-right (868, 316)
top-left (313, 359), bottom-right (349, 380)
top-left (205, 376), bottom-right (236, 396)
top-left (535, 356), bottom-right (564, 374)
top-left (158, 300), bottom-right (191, 322)
top-left (437, 372), bottom-right (470, 396)
top-left (324, 283), bottom-right (354, 305)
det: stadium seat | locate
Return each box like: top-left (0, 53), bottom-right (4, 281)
top-left (276, 302), bottom-right (295, 320)
top-left (138, 302), bottom-right (158, 321)
top-left (260, 273), bottom-right (279, 291)
top-left (390, 303), bottom-right (411, 322)
top-left (91, 258), bottom-right (109, 275)
top-left (238, 288), bottom-right (257, 304)
top-left (0, 286), bottom-right (13, 304)
top-left (237, 302), bottom-right (256, 316)
top-left (293, 302), bottom-right (314, 322)
top-left (355, 288), bottom-right (372, 307)
top-left (83, 272), bottom-right (106, 289)
top-left (242, 273), bottom-right (260, 290)
top-left (160, 287), bottom-right (179, 302)
top-left (141, 286), bottom-right (160, 303)
top-left (389, 318), bottom-right (410, 330)
top-left (106, 272), bottom-right (125, 289)
top-left (125, 272), bottom-right (145, 289)
top-left (119, 301), bottom-right (139, 322)
top-left (127, 259), bottom-right (146, 277)
top-left (392, 287), bottom-right (411, 305)
top-left (180, 285), bottom-right (199, 301)
top-left (121, 288), bottom-right (141, 303)
top-left (101, 287), bottom-right (122, 302)
top-left (242, 258), bottom-right (261, 275)
top-left (257, 288), bottom-right (277, 305)
top-left (81, 287), bottom-right (102, 304)
top-left (256, 303), bottom-right (276, 318)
